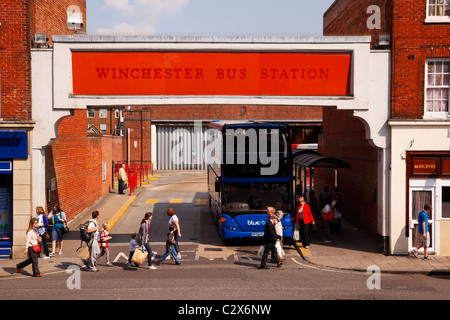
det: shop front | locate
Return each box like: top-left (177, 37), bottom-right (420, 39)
top-left (390, 121), bottom-right (450, 256)
top-left (407, 152), bottom-right (450, 256)
top-left (0, 130), bottom-right (30, 258)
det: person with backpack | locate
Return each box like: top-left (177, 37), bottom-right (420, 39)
top-left (82, 210), bottom-right (101, 272)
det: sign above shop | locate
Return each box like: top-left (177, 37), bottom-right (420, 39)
top-left (71, 51), bottom-right (352, 97)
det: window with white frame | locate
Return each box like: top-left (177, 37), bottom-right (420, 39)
top-left (102, 161), bottom-right (107, 181)
top-left (99, 109), bottom-right (108, 118)
top-left (87, 109), bottom-right (95, 118)
top-left (425, 60), bottom-right (450, 118)
top-left (100, 124), bottom-right (107, 133)
top-left (427, 0), bottom-right (450, 22)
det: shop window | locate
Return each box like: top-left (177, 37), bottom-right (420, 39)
top-left (426, 0), bottom-right (450, 22)
top-left (102, 162), bottom-right (107, 181)
top-left (425, 60), bottom-right (450, 119)
top-left (442, 186), bottom-right (450, 218)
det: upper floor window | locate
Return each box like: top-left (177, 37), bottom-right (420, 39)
top-left (99, 109), bottom-right (107, 118)
top-left (427, 0), bottom-right (450, 22)
top-left (87, 109), bottom-right (95, 118)
top-left (425, 60), bottom-right (449, 119)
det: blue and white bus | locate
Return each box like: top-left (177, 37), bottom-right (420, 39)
top-left (207, 121), bottom-right (294, 240)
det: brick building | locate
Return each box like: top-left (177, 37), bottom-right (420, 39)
top-left (324, 0), bottom-right (450, 255)
top-left (0, 0), bottom-right (90, 258)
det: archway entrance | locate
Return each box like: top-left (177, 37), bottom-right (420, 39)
top-left (31, 35), bottom-right (391, 255)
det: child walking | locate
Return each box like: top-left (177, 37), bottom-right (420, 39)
top-left (157, 225), bottom-right (181, 265)
top-left (96, 223), bottom-right (112, 267)
top-left (126, 232), bottom-right (138, 268)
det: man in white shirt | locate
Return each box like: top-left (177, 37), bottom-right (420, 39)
top-left (85, 210), bottom-right (100, 272)
top-left (118, 164), bottom-right (127, 194)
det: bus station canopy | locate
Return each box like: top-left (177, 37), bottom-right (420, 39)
top-left (293, 150), bottom-right (351, 169)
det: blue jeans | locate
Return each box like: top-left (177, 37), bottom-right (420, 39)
top-left (143, 242), bottom-right (153, 266)
top-left (52, 226), bottom-right (63, 242)
top-left (159, 245), bottom-right (180, 263)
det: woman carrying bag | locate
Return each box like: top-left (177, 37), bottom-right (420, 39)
top-left (136, 212), bottom-right (157, 270)
top-left (16, 218), bottom-right (42, 277)
top-left (48, 204), bottom-right (67, 256)
top-left (293, 196), bottom-right (315, 249)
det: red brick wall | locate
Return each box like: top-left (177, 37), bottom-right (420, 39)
top-left (0, 0), bottom-right (32, 121)
top-left (324, 0), bottom-right (393, 48)
top-left (34, 0), bottom-right (87, 46)
top-left (391, 1), bottom-right (450, 119)
top-left (325, 0), bottom-right (450, 119)
top-left (46, 110), bottom-right (125, 221)
top-left (316, 107), bottom-right (379, 235)
top-left (0, 0), bottom-right (86, 121)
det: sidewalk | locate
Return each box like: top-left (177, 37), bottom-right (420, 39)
top-left (294, 219), bottom-right (450, 275)
top-left (0, 187), bottom-right (142, 278)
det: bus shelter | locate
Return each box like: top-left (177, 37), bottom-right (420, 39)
top-left (293, 150), bottom-right (350, 203)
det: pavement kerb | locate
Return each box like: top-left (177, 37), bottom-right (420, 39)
top-left (292, 238), bottom-right (447, 275)
top-left (77, 193), bottom-right (139, 258)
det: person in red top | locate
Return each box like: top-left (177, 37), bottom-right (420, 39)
top-left (293, 196), bottom-right (315, 249)
top-left (96, 222), bottom-right (113, 267)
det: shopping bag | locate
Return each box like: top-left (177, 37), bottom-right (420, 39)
top-left (275, 241), bottom-right (285, 258)
top-left (131, 247), bottom-right (148, 265)
top-left (293, 223), bottom-right (300, 241)
top-left (257, 245), bottom-right (265, 257)
top-left (322, 210), bottom-right (334, 221)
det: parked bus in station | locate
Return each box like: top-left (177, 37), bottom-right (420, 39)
top-left (207, 121), bottom-right (294, 240)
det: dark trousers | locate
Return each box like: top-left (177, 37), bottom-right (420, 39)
top-left (260, 245), bottom-right (280, 268)
top-left (143, 242), bottom-right (153, 266)
top-left (299, 220), bottom-right (312, 247)
top-left (118, 179), bottom-right (125, 194)
top-left (40, 233), bottom-right (49, 257)
top-left (128, 250), bottom-right (135, 263)
top-left (18, 247), bottom-right (41, 276)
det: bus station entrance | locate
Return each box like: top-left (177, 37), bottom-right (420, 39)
top-left (29, 35), bottom-right (392, 257)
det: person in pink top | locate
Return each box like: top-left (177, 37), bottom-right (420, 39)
top-left (16, 218), bottom-right (42, 277)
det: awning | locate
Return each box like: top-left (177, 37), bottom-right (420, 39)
top-left (293, 150), bottom-right (350, 169)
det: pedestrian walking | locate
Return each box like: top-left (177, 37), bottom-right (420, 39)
top-left (16, 218), bottom-right (42, 277)
top-left (166, 208), bottom-right (182, 260)
top-left (258, 215), bottom-right (282, 269)
top-left (96, 222), bottom-right (113, 267)
top-left (126, 232), bottom-right (138, 268)
top-left (35, 206), bottom-right (50, 259)
top-left (84, 210), bottom-right (100, 272)
top-left (48, 204), bottom-right (67, 256)
top-left (137, 212), bottom-right (157, 270)
top-left (274, 210), bottom-right (285, 264)
top-left (157, 225), bottom-right (181, 265)
top-left (294, 196), bottom-right (315, 248)
top-left (411, 204), bottom-right (432, 260)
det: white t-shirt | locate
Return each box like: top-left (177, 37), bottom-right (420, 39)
top-left (168, 215), bottom-right (179, 231)
top-left (88, 219), bottom-right (99, 240)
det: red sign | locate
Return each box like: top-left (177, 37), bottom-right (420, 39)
top-left (72, 51), bottom-right (352, 96)
top-left (412, 159), bottom-right (438, 175)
